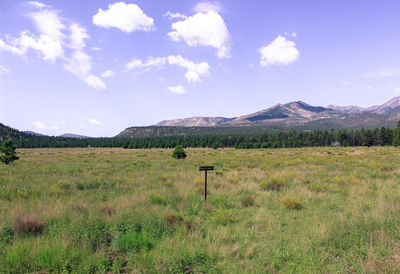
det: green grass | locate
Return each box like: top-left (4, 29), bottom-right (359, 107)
top-left (1, 147), bottom-right (400, 272)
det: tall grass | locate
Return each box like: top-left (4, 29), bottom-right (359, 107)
top-left (1, 147), bottom-right (400, 272)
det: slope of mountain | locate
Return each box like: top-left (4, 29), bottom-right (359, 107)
top-left (329, 96), bottom-right (400, 115)
top-left (326, 105), bottom-right (365, 114)
top-left (59, 133), bottom-right (90, 139)
top-left (156, 117), bottom-right (234, 127)
top-left (151, 97), bottom-right (400, 129)
top-left (24, 131), bottom-right (45, 136)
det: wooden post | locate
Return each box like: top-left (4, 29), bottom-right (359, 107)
top-left (199, 166), bottom-right (214, 200)
top-left (204, 170), bottom-right (207, 200)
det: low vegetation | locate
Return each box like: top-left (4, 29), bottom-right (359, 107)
top-left (1, 147), bottom-right (400, 272)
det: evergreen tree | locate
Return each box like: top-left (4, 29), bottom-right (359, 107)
top-left (171, 145), bottom-right (186, 159)
top-left (363, 129), bottom-right (374, 147)
top-left (0, 139), bottom-right (19, 164)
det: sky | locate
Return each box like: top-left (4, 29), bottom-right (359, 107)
top-left (0, 0), bottom-right (400, 137)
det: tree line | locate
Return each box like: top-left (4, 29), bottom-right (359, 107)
top-left (3, 122), bottom-right (400, 149)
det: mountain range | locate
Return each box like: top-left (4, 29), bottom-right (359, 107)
top-left (152, 97), bottom-right (400, 128)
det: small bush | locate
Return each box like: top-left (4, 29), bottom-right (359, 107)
top-left (171, 145), bottom-right (186, 159)
top-left (280, 196), bottom-right (303, 210)
top-left (167, 250), bottom-right (214, 273)
top-left (14, 214), bottom-right (46, 236)
top-left (240, 194), bottom-right (255, 207)
top-left (149, 194), bottom-right (167, 205)
top-left (113, 231), bottom-right (153, 252)
top-left (260, 178), bottom-right (285, 191)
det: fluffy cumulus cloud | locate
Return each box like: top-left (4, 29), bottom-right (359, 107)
top-left (0, 2), bottom-right (106, 90)
top-left (168, 85), bottom-right (185, 94)
top-left (193, 2), bottom-right (222, 13)
top-left (92, 2), bottom-right (154, 33)
top-left (167, 55), bottom-right (209, 83)
top-left (88, 118), bottom-right (102, 125)
top-left (27, 1), bottom-right (50, 9)
top-left (258, 35), bottom-right (300, 66)
top-left (0, 65), bottom-right (10, 74)
top-left (168, 11), bottom-right (231, 58)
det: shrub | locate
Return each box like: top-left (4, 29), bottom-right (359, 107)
top-left (113, 231), bottom-right (152, 252)
top-left (149, 194), bottom-right (167, 205)
top-left (0, 139), bottom-right (19, 165)
top-left (14, 214), bottom-right (46, 236)
top-left (240, 194), bottom-right (255, 207)
top-left (260, 178), bottom-right (285, 191)
top-left (171, 145), bottom-right (186, 159)
top-left (280, 196), bottom-right (303, 210)
top-left (167, 250), bottom-right (214, 273)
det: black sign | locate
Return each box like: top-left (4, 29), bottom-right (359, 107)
top-left (199, 166), bottom-right (214, 171)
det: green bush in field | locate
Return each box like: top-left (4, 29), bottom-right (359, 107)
top-left (113, 231), bottom-right (152, 252)
top-left (0, 139), bottom-right (19, 164)
top-left (167, 250), bottom-right (214, 273)
top-left (171, 145), bottom-right (186, 159)
top-left (149, 194), bottom-right (168, 205)
top-left (280, 196), bottom-right (303, 210)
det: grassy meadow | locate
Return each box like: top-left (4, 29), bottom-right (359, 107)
top-left (1, 147), bottom-right (400, 273)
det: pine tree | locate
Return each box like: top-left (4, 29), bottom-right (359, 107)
top-left (0, 139), bottom-right (19, 164)
top-left (171, 145), bottom-right (186, 159)
top-left (363, 130), bottom-right (374, 147)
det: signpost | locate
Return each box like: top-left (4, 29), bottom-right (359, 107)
top-left (199, 166), bottom-right (214, 200)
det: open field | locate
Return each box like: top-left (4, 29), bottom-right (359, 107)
top-left (1, 147), bottom-right (400, 273)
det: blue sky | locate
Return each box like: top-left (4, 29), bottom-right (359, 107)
top-left (0, 0), bottom-right (399, 136)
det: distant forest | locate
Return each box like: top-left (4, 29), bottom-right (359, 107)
top-left (2, 122), bottom-right (400, 149)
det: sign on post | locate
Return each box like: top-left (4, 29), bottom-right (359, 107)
top-left (199, 166), bottom-right (214, 200)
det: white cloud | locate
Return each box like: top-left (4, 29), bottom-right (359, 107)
top-left (65, 51), bottom-right (91, 76)
top-left (28, 1), bottom-right (50, 9)
top-left (30, 9), bottom-right (65, 41)
top-left (259, 35), bottom-right (300, 66)
top-left (0, 7), bottom-right (66, 62)
top-left (91, 47), bottom-right (101, 51)
top-left (168, 11), bottom-right (231, 58)
top-left (284, 31), bottom-right (297, 38)
top-left (167, 55), bottom-right (209, 83)
top-left (101, 70), bottom-right (114, 77)
top-left (65, 51), bottom-right (106, 90)
top-left (168, 85), bottom-right (185, 94)
top-left (366, 85), bottom-right (373, 89)
top-left (69, 24), bottom-right (89, 50)
top-left (17, 30), bottom-right (64, 62)
top-left (165, 11), bottom-right (187, 20)
top-left (125, 56), bottom-right (166, 70)
top-left (394, 88), bottom-right (400, 94)
top-left (34, 121), bottom-right (47, 129)
top-left (84, 75), bottom-right (106, 90)
top-left (0, 65), bottom-right (9, 74)
top-left (132, 68), bottom-right (151, 76)
top-left (341, 81), bottom-right (350, 86)
top-left (364, 69), bottom-right (400, 78)
top-left (193, 2), bottom-right (222, 13)
top-left (92, 2), bottom-right (154, 33)
top-left (88, 118), bottom-right (102, 125)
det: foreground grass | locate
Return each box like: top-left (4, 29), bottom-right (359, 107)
top-left (0, 147), bottom-right (400, 272)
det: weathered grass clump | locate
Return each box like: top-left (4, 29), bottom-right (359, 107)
top-left (240, 194), bottom-right (255, 207)
top-left (260, 178), bottom-right (285, 191)
top-left (280, 196), bottom-right (303, 210)
top-left (14, 214), bottom-right (46, 236)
